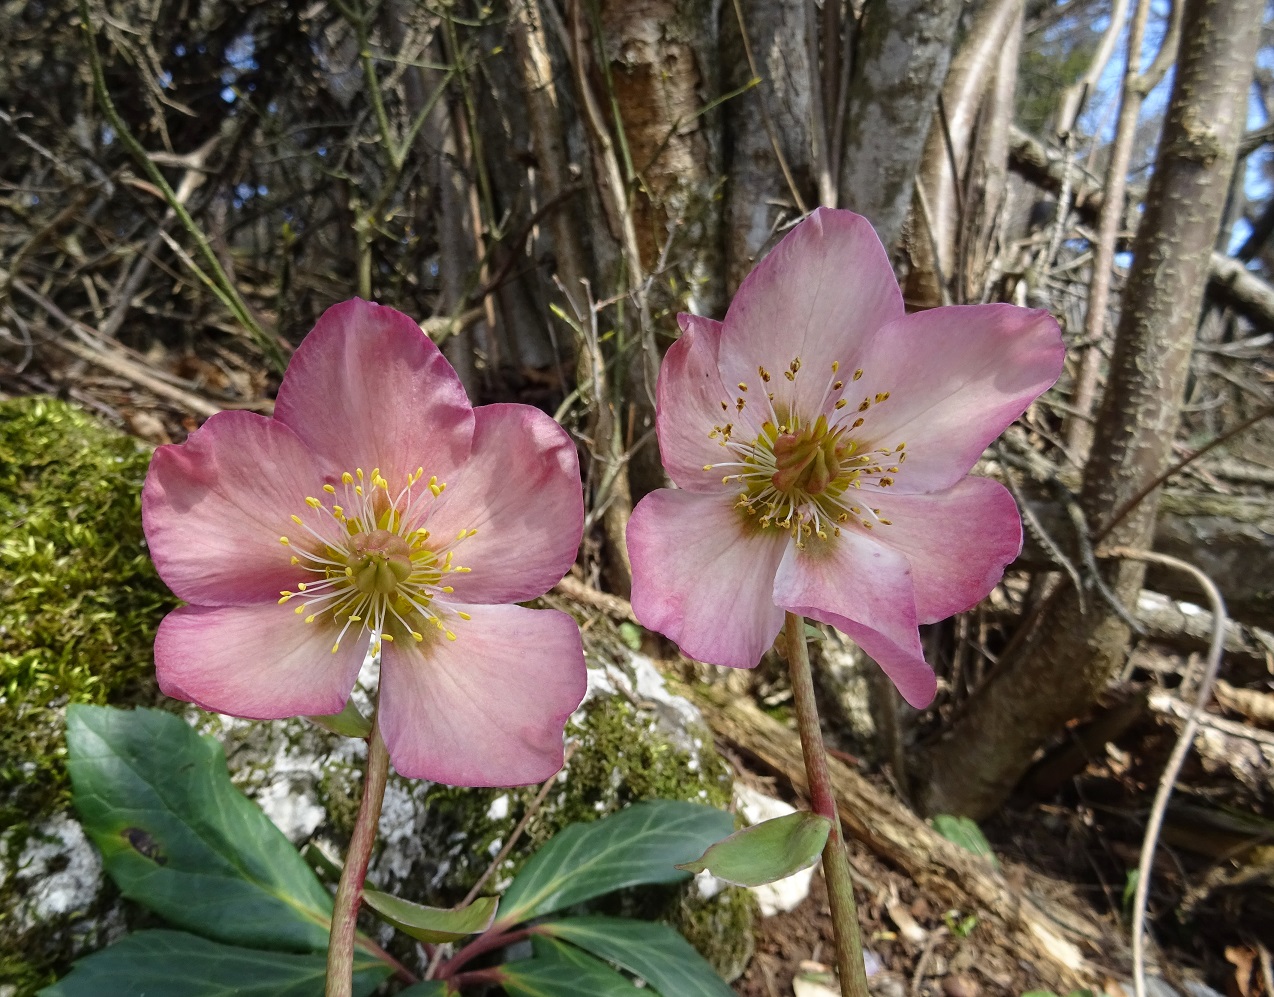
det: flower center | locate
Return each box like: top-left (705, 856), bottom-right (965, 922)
top-left (277, 467), bottom-right (475, 653)
top-left (704, 358), bottom-right (907, 547)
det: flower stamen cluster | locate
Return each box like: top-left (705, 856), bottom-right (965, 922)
top-left (277, 466), bottom-right (475, 654)
top-left (704, 357), bottom-right (906, 547)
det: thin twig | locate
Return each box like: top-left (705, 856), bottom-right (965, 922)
top-left (1100, 548), bottom-right (1226, 997)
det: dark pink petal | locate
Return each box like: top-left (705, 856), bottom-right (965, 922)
top-left (657, 313), bottom-right (757, 493)
top-left (154, 603), bottom-right (369, 718)
top-left (773, 531), bottom-right (936, 708)
top-left (420, 403), bottom-right (583, 604)
top-left (872, 477), bottom-right (1022, 624)
top-left (716, 208), bottom-right (905, 419)
top-left (273, 299), bottom-right (475, 491)
top-left (627, 489), bottom-right (787, 668)
top-left (850, 303), bottom-right (1064, 493)
top-left (377, 605), bottom-right (586, 786)
top-left (143, 411), bottom-right (332, 606)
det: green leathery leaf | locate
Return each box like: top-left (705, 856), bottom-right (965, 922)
top-left (537, 916), bottom-right (733, 997)
top-left (676, 811), bottom-right (831, 887)
top-left (500, 936), bottom-right (646, 996)
top-left (306, 699), bottom-right (372, 738)
top-left (66, 704), bottom-right (334, 951)
top-left (39, 930), bottom-right (389, 997)
top-left (931, 814), bottom-right (999, 868)
top-left (495, 800), bottom-right (734, 928)
top-left (362, 889), bottom-right (497, 943)
top-left (394, 984), bottom-right (455, 997)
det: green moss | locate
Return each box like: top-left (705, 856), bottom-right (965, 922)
top-left (0, 397), bottom-right (173, 834)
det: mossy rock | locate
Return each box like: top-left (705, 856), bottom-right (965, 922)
top-left (0, 396), bottom-right (173, 994)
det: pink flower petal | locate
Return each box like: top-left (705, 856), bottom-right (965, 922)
top-left (418, 403), bottom-right (583, 604)
top-left (273, 299), bottom-right (474, 491)
top-left (851, 303), bottom-right (1064, 493)
top-left (716, 208), bottom-right (905, 419)
top-left (658, 313), bottom-right (758, 493)
top-left (773, 531), bottom-right (936, 708)
top-left (143, 411), bottom-right (332, 606)
top-left (872, 477), bottom-right (1022, 624)
top-left (627, 489), bottom-right (788, 668)
top-left (154, 603), bottom-right (369, 718)
top-left (377, 605), bottom-right (586, 786)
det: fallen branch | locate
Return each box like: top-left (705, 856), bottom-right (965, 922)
top-left (684, 684), bottom-right (1106, 991)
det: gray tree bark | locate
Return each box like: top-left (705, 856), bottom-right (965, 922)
top-left (916, 0), bottom-right (1264, 819)
top-left (837, 0), bottom-right (962, 253)
top-left (721, 0), bottom-right (813, 293)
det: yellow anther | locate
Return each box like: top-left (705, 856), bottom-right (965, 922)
top-left (784, 370), bottom-right (795, 381)
top-left (323, 484), bottom-right (336, 494)
top-left (456, 566), bottom-right (472, 573)
top-left (416, 466), bottom-right (424, 479)
top-left (305, 614), bottom-right (316, 623)
top-left (291, 556), bottom-right (299, 565)
top-left (333, 505), bottom-right (344, 516)
top-left (306, 497), bottom-right (321, 508)
top-left (852, 417), bottom-right (865, 429)
top-left (382, 634), bottom-right (393, 642)
top-left (356, 468), bottom-right (365, 480)
top-left (342, 472), bottom-right (354, 484)
top-left (879, 518), bottom-right (893, 526)
top-left (457, 529), bottom-right (467, 540)
top-left (291, 515), bottom-right (303, 525)
top-left (295, 606), bottom-right (305, 615)
top-left (430, 483), bottom-right (442, 496)
top-left (703, 464), bottom-right (713, 471)
top-left (853, 368), bottom-right (863, 380)
top-left (880, 477), bottom-right (894, 487)
top-left (331, 643), bottom-right (340, 653)
top-left (411, 631), bottom-right (424, 642)
top-left (738, 382), bottom-right (748, 391)
top-left (897, 441), bottom-right (906, 449)
top-left (297, 582), bottom-right (308, 591)
top-left (834, 399), bottom-right (847, 409)
top-left (833, 380), bottom-right (843, 390)
top-left (445, 631), bottom-right (457, 641)
top-left (875, 391), bottom-right (890, 403)
top-left (457, 611), bottom-right (471, 621)
top-left (349, 615), bottom-right (362, 623)
top-left (280, 536), bottom-right (290, 545)
top-left (355, 485), bottom-right (364, 496)
top-left (831, 360), bottom-right (840, 372)
top-left (278, 593), bottom-right (292, 604)
top-left (441, 586), bottom-right (453, 594)
top-left (758, 365), bottom-right (771, 382)
top-left (858, 400), bottom-right (870, 412)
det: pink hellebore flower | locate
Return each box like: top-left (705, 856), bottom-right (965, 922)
top-left (627, 208), bottom-right (1064, 708)
top-left (143, 299), bottom-right (587, 786)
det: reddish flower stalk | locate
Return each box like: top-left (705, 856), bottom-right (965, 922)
top-left (785, 612), bottom-right (868, 997)
top-left (326, 721), bottom-right (390, 997)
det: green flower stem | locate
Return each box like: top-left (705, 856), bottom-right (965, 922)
top-left (783, 612), bottom-right (870, 997)
top-left (326, 718), bottom-right (391, 997)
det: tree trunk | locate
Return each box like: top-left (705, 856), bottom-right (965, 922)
top-left (916, 0), bottom-right (1263, 820)
top-left (906, 0), bottom-right (1024, 308)
top-left (837, 0), bottom-right (962, 253)
top-left (721, 0), bottom-right (813, 293)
